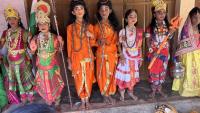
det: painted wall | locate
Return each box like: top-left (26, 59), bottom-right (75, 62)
top-left (175, 0), bottom-right (196, 36)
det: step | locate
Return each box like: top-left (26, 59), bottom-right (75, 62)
top-left (61, 98), bottom-right (200, 113)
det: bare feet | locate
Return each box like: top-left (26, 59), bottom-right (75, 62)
top-left (108, 96), bottom-right (116, 105)
top-left (85, 102), bottom-right (91, 110)
top-left (159, 91), bottom-right (167, 98)
top-left (149, 91), bottom-right (156, 99)
top-left (103, 96), bottom-right (110, 104)
top-left (119, 89), bottom-right (125, 101)
top-left (79, 102), bottom-right (85, 110)
top-left (128, 92), bottom-right (138, 101)
top-left (119, 96), bottom-right (124, 101)
top-left (21, 98), bottom-right (27, 104)
top-left (85, 98), bottom-right (91, 109)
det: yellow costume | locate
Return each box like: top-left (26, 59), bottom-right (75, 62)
top-left (172, 8), bottom-right (200, 97)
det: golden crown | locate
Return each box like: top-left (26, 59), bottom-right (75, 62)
top-left (4, 6), bottom-right (20, 20)
top-left (151, 0), bottom-right (167, 11)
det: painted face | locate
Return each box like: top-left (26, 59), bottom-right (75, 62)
top-left (72, 5), bottom-right (85, 19)
top-left (191, 12), bottom-right (200, 26)
top-left (127, 11), bottom-right (137, 26)
top-left (7, 17), bottom-right (19, 28)
top-left (99, 5), bottom-right (111, 20)
top-left (154, 9), bottom-right (166, 22)
top-left (38, 23), bottom-right (49, 33)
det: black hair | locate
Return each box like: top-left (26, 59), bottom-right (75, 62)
top-left (124, 9), bottom-right (138, 27)
top-left (150, 7), bottom-right (170, 31)
top-left (189, 7), bottom-right (200, 33)
top-left (7, 19), bottom-right (25, 29)
top-left (96, 0), bottom-right (120, 31)
top-left (67, 0), bottom-right (89, 25)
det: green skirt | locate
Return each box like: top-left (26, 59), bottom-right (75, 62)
top-left (0, 64), bottom-right (8, 109)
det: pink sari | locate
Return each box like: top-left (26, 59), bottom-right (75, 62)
top-left (4, 77), bottom-right (20, 104)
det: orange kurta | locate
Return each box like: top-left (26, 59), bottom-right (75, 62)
top-left (67, 23), bottom-right (95, 99)
top-left (94, 22), bottom-right (118, 96)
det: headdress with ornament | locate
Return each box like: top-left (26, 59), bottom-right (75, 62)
top-left (34, 0), bottom-right (51, 24)
top-left (97, 0), bottom-right (112, 10)
top-left (4, 6), bottom-right (20, 20)
top-left (151, 0), bottom-right (167, 12)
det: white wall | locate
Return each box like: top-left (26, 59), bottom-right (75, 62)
top-left (176, 0), bottom-right (196, 36)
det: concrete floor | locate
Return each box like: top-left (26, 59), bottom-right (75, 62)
top-left (61, 98), bottom-right (200, 113)
top-left (3, 80), bottom-right (200, 113)
top-left (59, 80), bottom-right (200, 113)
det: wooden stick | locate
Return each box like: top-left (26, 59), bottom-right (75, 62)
top-left (95, 15), bottom-right (105, 79)
top-left (148, 16), bottom-right (182, 70)
top-left (49, 0), bottom-right (73, 108)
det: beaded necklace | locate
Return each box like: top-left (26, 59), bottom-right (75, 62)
top-left (100, 21), bottom-right (115, 46)
top-left (38, 32), bottom-right (52, 53)
top-left (153, 21), bottom-right (168, 44)
top-left (7, 28), bottom-right (22, 51)
top-left (72, 22), bottom-right (85, 52)
top-left (125, 26), bottom-right (136, 48)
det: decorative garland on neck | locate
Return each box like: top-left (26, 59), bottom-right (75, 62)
top-left (72, 22), bottom-right (86, 52)
top-left (38, 32), bottom-right (52, 53)
top-left (72, 22), bottom-right (93, 63)
top-left (153, 21), bottom-right (168, 38)
top-left (7, 28), bottom-right (22, 51)
top-left (124, 26), bottom-right (136, 48)
top-left (100, 22), bottom-right (115, 46)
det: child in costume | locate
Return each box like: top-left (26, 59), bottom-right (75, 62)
top-left (115, 9), bottom-right (143, 101)
top-left (0, 6), bottom-right (34, 104)
top-left (172, 7), bottom-right (200, 97)
top-left (29, 0), bottom-right (64, 106)
top-left (94, 0), bottom-right (119, 104)
top-left (67, 0), bottom-right (95, 109)
top-left (146, 0), bottom-right (171, 98)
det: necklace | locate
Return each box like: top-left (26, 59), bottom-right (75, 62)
top-left (74, 21), bottom-right (85, 39)
top-left (154, 21), bottom-right (168, 43)
top-left (125, 26), bottom-right (136, 48)
top-left (37, 32), bottom-right (55, 60)
top-left (7, 28), bottom-right (22, 51)
top-left (38, 32), bottom-right (51, 53)
top-left (72, 22), bottom-right (85, 52)
top-left (100, 22), bottom-right (115, 46)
